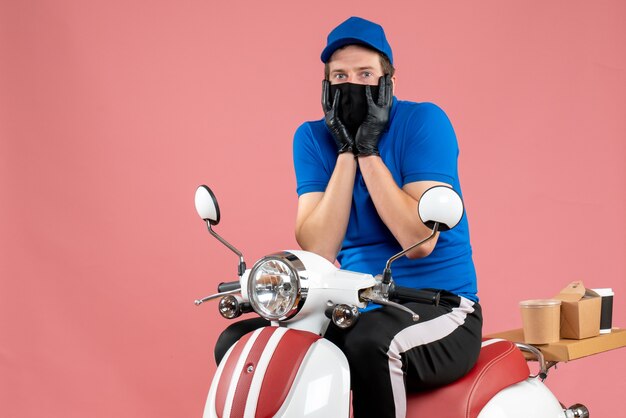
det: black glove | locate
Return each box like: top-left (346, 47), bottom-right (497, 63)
top-left (355, 74), bottom-right (393, 157)
top-left (322, 79), bottom-right (354, 154)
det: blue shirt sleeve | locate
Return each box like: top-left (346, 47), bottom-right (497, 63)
top-left (400, 103), bottom-right (459, 187)
top-left (293, 122), bottom-right (332, 196)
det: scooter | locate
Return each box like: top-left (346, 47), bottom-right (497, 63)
top-left (192, 184), bottom-right (589, 418)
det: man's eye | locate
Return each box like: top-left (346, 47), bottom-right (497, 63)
top-left (334, 74), bottom-right (347, 80)
top-left (361, 71), bottom-right (373, 78)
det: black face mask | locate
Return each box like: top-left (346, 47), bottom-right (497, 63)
top-left (329, 82), bottom-right (380, 137)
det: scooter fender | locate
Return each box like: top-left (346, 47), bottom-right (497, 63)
top-left (478, 377), bottom-right (565, 418)
top-left (204, 326), bottom-right (350, 418)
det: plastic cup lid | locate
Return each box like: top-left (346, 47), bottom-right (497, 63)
top-left (519, 299), bottom-right (562, 308)
top-left (592, 288), bottom-right (614, 297)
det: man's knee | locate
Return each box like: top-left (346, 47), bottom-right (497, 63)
top-left (341, 329), bottom-right (390, 367)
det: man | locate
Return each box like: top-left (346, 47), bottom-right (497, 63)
top-left (215, 16), bottom-right (482, 418)
top-left (291, 16), bottom-right (482, 418)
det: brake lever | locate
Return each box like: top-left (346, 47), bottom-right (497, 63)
top-left (360, 289), bottom-right (420, 321)
top-left (194, 288), bottom-right (241, 306)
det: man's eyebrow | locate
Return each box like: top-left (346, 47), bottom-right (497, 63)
top-left (330, 66), bottom-right (376, 73)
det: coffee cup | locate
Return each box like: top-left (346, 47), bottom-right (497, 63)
top-left (519, 299), bottom-right (561, 344)
top-left (592, 288), bottom-right (614, 334)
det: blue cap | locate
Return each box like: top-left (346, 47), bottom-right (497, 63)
top-left (321, 17), bottom-right (393, 64)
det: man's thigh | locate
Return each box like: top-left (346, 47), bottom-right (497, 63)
top-left (326, 298), bottom-right (482, 389)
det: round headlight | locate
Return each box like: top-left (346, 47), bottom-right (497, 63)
top-left (247, 253), bottom-right (304, 321)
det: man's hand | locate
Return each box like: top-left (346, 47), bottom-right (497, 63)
top-left (355, 74), bottom-right (393, 157)
top-left (322, 80), bottom-right (354, 154)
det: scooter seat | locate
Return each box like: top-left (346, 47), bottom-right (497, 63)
top-left (405, 338), bottom-right (530, 418)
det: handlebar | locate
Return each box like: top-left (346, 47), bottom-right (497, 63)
top-left (217, 281), bottom-right (241, 293)
top-left (388, 286), bottom-right (441, 306)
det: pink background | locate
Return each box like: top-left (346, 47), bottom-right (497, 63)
top-left (1, 1), bottom-right (625, 416)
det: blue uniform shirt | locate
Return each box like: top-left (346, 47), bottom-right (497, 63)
top-left (293, 98), bottom-right (478, 301)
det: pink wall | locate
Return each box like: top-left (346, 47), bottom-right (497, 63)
top-left (1, 1), bottom-right (624, 416)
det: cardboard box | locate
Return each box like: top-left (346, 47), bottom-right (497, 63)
top-left (485, 328), bottom-right (626, 362)
top-left (554, 281), bottom-right (601, 339)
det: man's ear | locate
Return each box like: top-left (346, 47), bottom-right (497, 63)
top-left (391, 75), bottom-right (397, 95)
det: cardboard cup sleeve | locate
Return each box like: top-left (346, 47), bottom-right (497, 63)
top-left (592, 288), bottom-right (614, 334)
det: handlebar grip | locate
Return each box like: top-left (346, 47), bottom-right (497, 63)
top-left (217, 281), bottom-right (241, 293)
top-left (390, 286), bottom-right (440, 306)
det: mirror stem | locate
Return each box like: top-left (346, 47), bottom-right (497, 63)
top-left (207, 222), bottom-right (247, 277)
top-left (382, 223), bottom-right (439, 285)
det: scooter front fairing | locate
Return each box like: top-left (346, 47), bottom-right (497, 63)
top-left (204, 326), bottom-right (351, 418)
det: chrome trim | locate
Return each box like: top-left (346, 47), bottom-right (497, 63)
top-left (514, 342), bottom-right (558, 380)
top-left (218, 295), bottom-right (242, 319)
top-left (331, 304), bottom-right (361, 328)
top-left (247, 251), bottom-right (308, 321)
top-left (565, 404), bottom-right (589, 418)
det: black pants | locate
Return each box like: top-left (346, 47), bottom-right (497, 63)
top-left (215, 293), bottom-right (482, 418)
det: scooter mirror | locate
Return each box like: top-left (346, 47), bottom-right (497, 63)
top-left (195, 185), bottom-right (221, 225)
top-left (382, 186), bottom-right (465, 287)
top-left (418, 186), bottom-right (464, 231)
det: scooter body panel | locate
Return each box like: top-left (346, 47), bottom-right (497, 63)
top-left (274, 337), bottom-right (350, 417)
top-left (478, 378), bottom-right (565, 418)
top-left (203, 327), bottom-right (350, 418)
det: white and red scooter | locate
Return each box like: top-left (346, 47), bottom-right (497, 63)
top-left (193, 184), bottom-right (589, 418)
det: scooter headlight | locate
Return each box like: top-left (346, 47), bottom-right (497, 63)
top-left (247, 252), bottom-right (306, 321)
